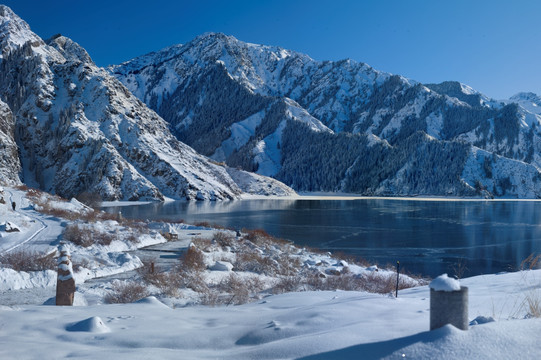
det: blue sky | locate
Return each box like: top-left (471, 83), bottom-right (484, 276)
top-left (3, 0), bottom-right (541, 99)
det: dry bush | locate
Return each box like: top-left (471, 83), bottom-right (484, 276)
top-left (234, 251), bottom-right (279, 275)
top-left (213, 231), bottom-right (235, 248)
top-left (200, 288), bottom-right (222, 306)
top-left (217, 274), bottom-right (266, 305)
top-left (275, 255), bottom-right (302, 276)
top-left (138, 260), bottom-right (183, 297)
top-left (192, 237), bottom-right (213, 251)
top-left (0, 250), bottom-right (56, 271)
top-left (104, 281), bottom-right (149, 304)
top-left (180, 245), bottom-right (206, 271)
top-left (220, 274), bottom-right (250, 305)
top-left (62, 224), bottom-right (93, 247)
top-left (177, 267), bottom-right (209, 293)
top-left (273, 275), bottom-right (303, 294)
top-left (62, 224), bottom-right (116, 247)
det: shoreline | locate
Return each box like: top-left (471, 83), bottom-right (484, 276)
top-left (102, 192), bottom-right (541, 206)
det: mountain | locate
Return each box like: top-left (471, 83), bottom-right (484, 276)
top-left (0, 6), bottom-right (294, 200)
top-left (111, 32), bottom-right (541, 198)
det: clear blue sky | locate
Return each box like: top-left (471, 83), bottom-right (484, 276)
top-left (3, 0), bottom-right (541, 99)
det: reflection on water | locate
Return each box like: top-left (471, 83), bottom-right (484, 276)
top-left (103, 199), bottom-right (541, 278)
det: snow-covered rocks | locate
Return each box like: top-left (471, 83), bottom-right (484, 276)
top-left (209, 260), bottom-right (234, 272)
top-left (3, 221), bottom-right (20, 233)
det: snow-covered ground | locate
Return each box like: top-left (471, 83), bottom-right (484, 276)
top-left (1, 186), bottom-right (540, 359)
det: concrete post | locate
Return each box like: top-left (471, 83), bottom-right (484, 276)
top-left (56, 245), bottom-right (76, 306)
top-left (430, 286), bottom-right (468, 330)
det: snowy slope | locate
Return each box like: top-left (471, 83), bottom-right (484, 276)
top-left (1, 270), bottom-right (540, 359)
top-left (111, 33), bottom-right (541, 198)
top-left (0, 6), bottom-right (294, 200)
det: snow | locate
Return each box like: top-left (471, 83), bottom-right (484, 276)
top-left (0, 272), bottom-right (540, 359)
top-left (1, 186), bottom-right (541, 358)
top-left (430, 273), bottom-right (461, 292)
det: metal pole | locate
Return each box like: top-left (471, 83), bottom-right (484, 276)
top-left (395, 261), bottom-right (400, 298)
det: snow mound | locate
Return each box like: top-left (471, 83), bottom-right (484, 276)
top-left (135, 296), bottom-right (171, 309)
top-left (66, 316), bottom-right (110, 333)
top-left (430, 274), bottom-right (461, 292)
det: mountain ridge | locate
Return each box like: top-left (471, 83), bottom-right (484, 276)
top-left (111, 32), bottom-right (541, 198)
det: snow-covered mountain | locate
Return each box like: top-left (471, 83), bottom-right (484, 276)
top-left (0, 6), bottom-right (294, 200)
top-left (111, 32), bottom-right (541, 198)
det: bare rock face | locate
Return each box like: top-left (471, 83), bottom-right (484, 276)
top-left (0, 99), bottom-right (20, 185)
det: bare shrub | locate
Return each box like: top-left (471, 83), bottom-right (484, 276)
top-left (243, 228), bottom-right (274, 246)
top-left (275, 255), bottom-right (302, 276)
top-left (0, 250), bottom-right (56, 271)
top-left (180, 245), bottom-right (206, 271)
top-left (104, 281), bottom-right (149, 304)
top-left (138, 260), bottom-right (182, 296)
top-left (192, 237), bottom-right (213, 251)
top-left (200, 289), bottom-right (222, 306)
top-left (234, 251), bottom-right (279, 275)
top-left (213, 231), bottom-right (235, 248)
top-left (62, 224), bottom-right (93, 247)
top-left (177, 267), bottom-right (209, 293)
top-left (273, 275), bottom-right (303, 294)
top-left (218, 274), bottom-right (266, 305)
top-left (221, 274), bottom-right (250, 305)
top-left (62, 224), bottom-right (116, 247)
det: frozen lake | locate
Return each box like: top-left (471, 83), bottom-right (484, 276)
top-left (103, 198), bottom-right (541, 278)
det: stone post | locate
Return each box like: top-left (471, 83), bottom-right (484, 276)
top-left (430, 286), bottom-right (469, 331)
top-left (56, 244), bottom-right (76, 306)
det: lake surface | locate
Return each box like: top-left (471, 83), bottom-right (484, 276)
top-left (103, 198), bottom-right (541, 278)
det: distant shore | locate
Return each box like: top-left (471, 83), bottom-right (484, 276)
top-left (101, 192), bottom-right (541, 206)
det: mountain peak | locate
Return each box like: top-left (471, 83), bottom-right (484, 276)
top-left (46, 34), bottom-right (93, 64)
top-left (0, 5), bottom-right (44, 58)
top-left (510, 92), bottom-right (540, 103)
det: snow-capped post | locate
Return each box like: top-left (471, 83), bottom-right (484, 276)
top-left (430, 274), bottom-right (468, 331)
top-left (395, 261), bottom-right (400, 298)
top-left (56, 244), bottom-right (76, 306)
